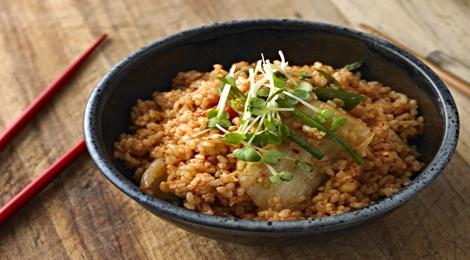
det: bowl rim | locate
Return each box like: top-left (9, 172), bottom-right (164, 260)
top-left (83, 19), bottom-right (459, 233)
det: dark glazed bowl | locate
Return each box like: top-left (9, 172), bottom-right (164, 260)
top-left (83, 19), bottom-right (459, 246)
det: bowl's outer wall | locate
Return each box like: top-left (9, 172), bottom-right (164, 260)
top-left (84, 20), bottom-right (458, 246)
top-left (139, 201), bottom-right (401, 246)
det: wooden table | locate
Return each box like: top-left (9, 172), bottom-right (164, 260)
top-left (1, 1), bottom-right (469, 259)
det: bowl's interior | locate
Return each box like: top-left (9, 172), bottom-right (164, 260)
top-left (84, 20), bottom-right (457, 238)
top-left (99, 21), bottom-right (443, 185)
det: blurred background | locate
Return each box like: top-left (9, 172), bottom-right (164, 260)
top-left (0, 1), bottom-right (469, 259)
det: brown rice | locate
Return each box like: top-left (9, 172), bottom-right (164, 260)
top-left (113, 60), bottom-right (425, 221)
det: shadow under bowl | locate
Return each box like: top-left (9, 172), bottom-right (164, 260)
top-left (83, 19), bottom-right (459, 246)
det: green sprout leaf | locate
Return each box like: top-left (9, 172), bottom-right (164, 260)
top-left (321, 109), bottom-right (334, 119)
top-left (279, 124), bottom-right (291, 137)
top-left (297, 82), bottom-right (314, 92)
top-left (245, 132), bottom-right (261, 146)
top-left (208, 117), bottom-right (231, 128)
top-left (331, 116), bottom-right (347, 132)
top-left (262, 149), bottom-right (285, 166)
top-left (284, 94), bottom-right (300, 105)
top-left (233, 147), bottom-right (261, 162)
top-left (215, 75), bottom-right (237, 87)
top-left (207, 110), bottom-right (231, 128)
top-left (284, 86), bottom-right (311, 105)
top-left (206, 109), bottom-right (219, 119)
top-left (314, 69), bottom-right (344, 91)
top-left (247, 97), bottom-right (266, 116)
top-left (272, 73), bottom-right (289, 89)
top-left (269, 175), bottom-right (283, 184)
top-left (266, 87), bottom-right (287, 103)
top-left (279, 171), bottom-right (293, 181)
top-left (263, 119), bottom-right (277, 135)
top-left (315, 113), bottom-right (326, 124)
top-left (222, 132), bottom-right (246, 145)
top-left (259, 132), bottom-right (282, 147)
top-left (257, 89), bottom-right (270, 98)
top-left (271, 118), bottom-right (282, 127)
top-left (291, 89), bottom-right (310, 100)
top-left (295, 160), bottom-right (314, 173)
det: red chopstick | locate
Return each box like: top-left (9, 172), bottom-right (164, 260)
top-left (0, 33), bottom-right (107, 153)
top-left (0, 34), bottom-right (107, 228)
top-left (0, 139), bottom-right (86, 227)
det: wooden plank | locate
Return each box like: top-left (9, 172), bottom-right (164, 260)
top-left (0, 0), bottom-right (469, 259)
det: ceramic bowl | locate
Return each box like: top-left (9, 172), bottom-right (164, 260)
top-left (83, 19), bottom-right (459, 246)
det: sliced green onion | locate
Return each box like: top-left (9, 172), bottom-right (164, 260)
top-left (217, 84), bottom-right (246, 115)
top-left (343, 61), bottom-right (363, 71)
top-left (313, 88), bottom-right (366, 111)
top-left (287, 133), bottom-right (324, 160)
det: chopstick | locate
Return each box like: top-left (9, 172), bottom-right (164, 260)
top-left (0, 139), bottom-right (86, 227)
top-left (0, 33), bottom-right (107, 153)
top-left (0, 34), bottom-right (107, 228)
top-left (359, 24), bottom-right (470, 98)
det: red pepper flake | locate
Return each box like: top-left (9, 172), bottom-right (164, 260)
top-left (407, 163), bottom-right (412, 167)
top-left (384, 154), bottom-right (389, 157)
top-left (292, 148), bottom-right (300, 154)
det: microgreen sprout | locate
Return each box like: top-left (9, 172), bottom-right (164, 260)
top-left (270, 64), bottom-right (299, 87)
top-left (206, 108), bottom-right (231, 128)
top-left (283, 83), bottom-right (313, 105)
top-left (205, 66), bottom-right (238, 129)
top-left (331, 116), bottom-right (347, 132)
top-left (222, 132), bottom-right (246, 145)
top-left (269, 172), bottom-right (293, 184)
top-left (295, 160), bottom-right (314, 172)
top-left (203, 52), bottom-right (366, 185)
top-left (233, 146), bottom-right (262, 162)
top-left (262, 149), bottom-right (285, 166)
top-left (265, 164), bottom-right (293, 184)
top-left (257, 88), bottom-right (270, 98)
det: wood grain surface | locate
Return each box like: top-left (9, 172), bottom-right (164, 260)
top-left (1, 1), bottom-right (469, 259)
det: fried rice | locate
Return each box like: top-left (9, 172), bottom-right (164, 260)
top-left (113, 60), bottom-right (425, 221)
